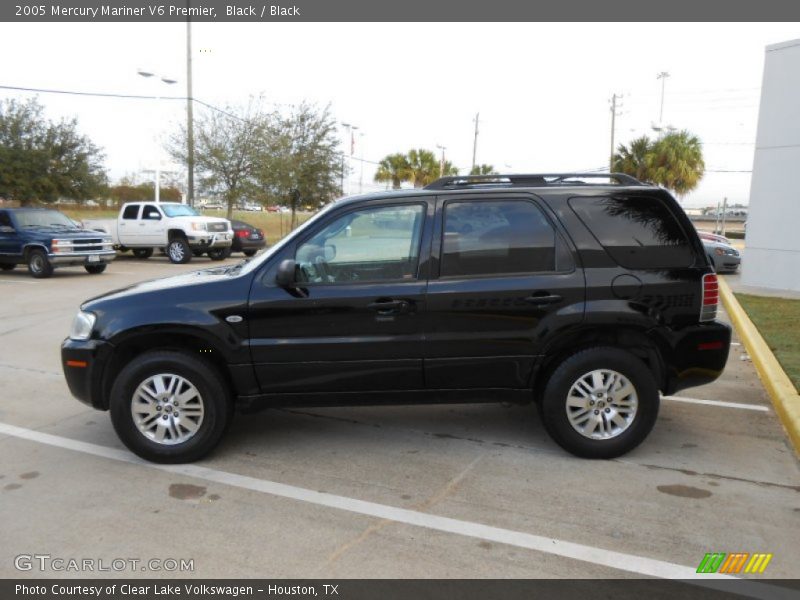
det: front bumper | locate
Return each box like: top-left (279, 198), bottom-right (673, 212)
top-left (61, 338), bottom-right (114, 410)
top-left (49, 250), bottom-right (117, 266)
top-left (187, 232), bottom-right (233, 249)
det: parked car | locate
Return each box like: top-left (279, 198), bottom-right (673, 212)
top-left (83, 202), bottom-right (233, 264)
top-left (697, 230), bottom-right (732, 245)
top-left (0, 208), bottom-right (115, 278)
top-left (230, 219), bottom-right (267, 256)
top-left (62, 173), bottom-right (731, 463)
top-left (702, 238), bottom-right (741, 273)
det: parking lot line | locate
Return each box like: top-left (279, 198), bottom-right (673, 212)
top-left (663, 395), bottom-right (770, 412)
top-left (0, 420), bottom-right (792, 599)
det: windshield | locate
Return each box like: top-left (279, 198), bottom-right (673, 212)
top-left (14, 210), bottom-right (78, 229)
top-left (161, 205), bottom-right (200, 217)
top-left (236, 201), bottom-right (339, 277)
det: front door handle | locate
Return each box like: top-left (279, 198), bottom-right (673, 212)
top-left (367, 298), bottom-right (410, 315)
top-left (523, 293), bottom-right (563, 306)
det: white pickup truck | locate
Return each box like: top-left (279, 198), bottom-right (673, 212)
top-left (83, 202), bottom-right (233, 264)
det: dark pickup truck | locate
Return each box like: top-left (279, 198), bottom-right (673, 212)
top-left (0, 208), bottom-right (116, 278)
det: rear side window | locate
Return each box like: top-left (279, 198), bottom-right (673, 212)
top-left (441, 200), bottom-right (558, 277)
top-left (122, 205), bottom-right (140, 220)
top-left (569, 195), bottom-right (693, 269)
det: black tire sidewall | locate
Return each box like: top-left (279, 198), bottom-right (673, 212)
top-left (109, 351), bottom-right (230, 463)
top-left (243, 250), bottom-right (257, 257)
top-left (84, 264), bottom-right (107, 274)
top-left (541, 347), bottom-right (659, 459)
top-left (27, 249), bottom-right (53, 278)
top-left (207, 247), bottom-right (231, 261)
top-left (133, 248), bottom-right (153, 259)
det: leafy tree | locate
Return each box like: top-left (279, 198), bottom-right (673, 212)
top-left (169, 101), bottom-right (265, 219)
top-left (613, 130), bottom-right (705, 198)
top-left (255, 102), bottom-right (343, 228)
top-left (374, 153), bottom-right (410, 189)
top-left (440, 160), bottom-right (459, 177)
top-left (470, 164), bottom-right (497, 175)
top-left (0, 98), bottom-right (107, 206)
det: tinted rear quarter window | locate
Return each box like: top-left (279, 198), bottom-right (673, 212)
top-left (569, 195), bottom-right (694, 269)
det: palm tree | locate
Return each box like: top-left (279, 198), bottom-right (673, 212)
top-left (441, 160), bottom-right (459, 177)
top-left (402, 148), bottom-right (441, 188)
top-left (374, 153), bottom-right (410, 189)
top-left (612, 136), bottom-right (652, 182)
top-left (469, 164), bottom-right (497, 175)
top-left (649, 130), bottom-right (705, 198)
top-left (613, 131), bottom-right (705, 198)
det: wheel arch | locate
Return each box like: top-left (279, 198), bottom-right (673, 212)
top-left (100, 328), bottom-right (236, 410)
top-left (532, 325), bottom-right (669, 400)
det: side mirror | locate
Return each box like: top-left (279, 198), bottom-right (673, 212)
top-left (275, 259), bottom-right (296, 288)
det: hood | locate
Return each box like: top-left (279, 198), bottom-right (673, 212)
top-left (82, 265), bottom-right (235, 307)
top-left (24, 226), bottom-right (111, 239)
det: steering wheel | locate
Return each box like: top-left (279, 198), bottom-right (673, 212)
top-left (313, 255), bottom-right (332, 282)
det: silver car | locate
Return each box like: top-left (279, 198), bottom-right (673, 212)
top-left (702, 238), bottom-right (741, 273)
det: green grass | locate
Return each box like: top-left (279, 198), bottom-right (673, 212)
top-left (61, 207), bottom-right (314, 244)
top-left (735, 293), bottom-right (800, 392)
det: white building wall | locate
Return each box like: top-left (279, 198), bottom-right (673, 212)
top-left (742, 39), bottom-right (800, 292)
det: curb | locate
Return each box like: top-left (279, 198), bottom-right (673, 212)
top-left (718, 277), bottom-right (800, 455)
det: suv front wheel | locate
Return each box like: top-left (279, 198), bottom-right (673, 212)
top-left (540, 347), bottom-right (659, 459)
top-left (109, 351), bottom-right (232, 463)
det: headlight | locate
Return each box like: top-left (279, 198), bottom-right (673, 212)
top-left (51, 239), bottom-right (74, 254)
top-left (69, 311), bottom-right (96, 341)
top-left (714, 247), bottom-right (724, 256)
top-left (191, 222), bottom-right (207, 231)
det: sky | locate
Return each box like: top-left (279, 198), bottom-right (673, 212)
top-left (1, 22), bottom-right (798, 207)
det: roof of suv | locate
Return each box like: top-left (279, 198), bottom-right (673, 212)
top-left (335, 173), bottom-right (660, 208)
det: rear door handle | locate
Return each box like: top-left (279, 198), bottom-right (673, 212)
top-left (367, 299), bottom-right (410, 314)
top-left (523, 293), bottom-right (563, 306)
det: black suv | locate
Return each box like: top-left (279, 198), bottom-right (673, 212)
top-left (62, 173), bottom-right (730, 463)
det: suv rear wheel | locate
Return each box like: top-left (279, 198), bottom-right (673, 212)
top-left (132, 248), bottom-right (153, 259)
top-left (207, 247), bottom-right (231, 261)
top-left (109, 351), bottom-right (232, 463)
top-left (540, 347), bottom-right (659, 458)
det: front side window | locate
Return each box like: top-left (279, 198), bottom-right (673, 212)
top-left (569, 195), bottom-right (693, 269)
top-left (295, 204), bottom-right (425, 284)
top-left (441, 200), bottom-right (557, 277)
top-left (142, 205), bottom-right (162, 220)
top-left (0, 211), bottom-right (12, 229)
top-left (122, 205), bottom-right (140, 220)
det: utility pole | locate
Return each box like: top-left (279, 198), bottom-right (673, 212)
top-left (186, 12), bottom-right (195, 207)
top-left (657, 71), bottom-right (670, 125)
top-left (471, 112), bottom-right (479, 172)
top-left (609, 93), bottom-right (623, 172)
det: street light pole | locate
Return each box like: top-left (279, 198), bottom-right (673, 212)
top-left (341, 122), bottom-right (358, 195)
top-left (471, 113), bottom-right (479, 172)
top-left (138, 69), bottom-right (177, 203)
top-left (437, 144), bottom-right (447, 176)
top-left (657, 71), bottom-right (670, 125)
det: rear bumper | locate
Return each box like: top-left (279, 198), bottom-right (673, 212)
top-left (662, 321), bottom-right (732, 395)
top-left (232, 236), bottom-right (267, 252)
top-left (61, 338), bottom-right (114, 410)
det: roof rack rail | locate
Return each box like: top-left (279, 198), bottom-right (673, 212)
top-left (424, 172), bottom-right (643, 190)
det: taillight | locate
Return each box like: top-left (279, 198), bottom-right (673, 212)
top-left (700, 273), bottom-right (718, 322)
top-left (235, 230), bottom-right (249, 238)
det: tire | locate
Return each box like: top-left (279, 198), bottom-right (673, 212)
top-left (207, 247), bottom-right (232, 261)
top-left (132, 248), bottom-right (153, 259)
top-left (27, 249), bottom-right (54, 278)
top-left (243, 250), bottom-right (257, 257)
top-left (539, 346), bottom-right (659, 459)
top-left (1, 263), bottom-right (14, 271)
top-left (109, 350), bottom-right (232, 463)
top-left (84, 264), bottom-right (107, 274)
top-left (166, 237), bottom-right (192, 264)
top-left (192, 250), bottom-right (205, 258)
